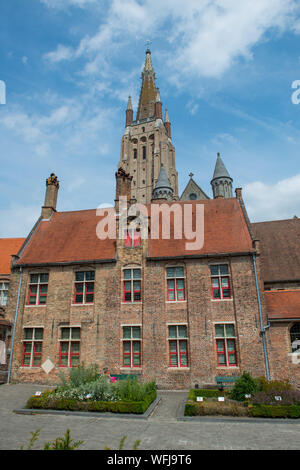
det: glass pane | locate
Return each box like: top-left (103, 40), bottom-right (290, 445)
top-left (4, 283), bottom-right (9, 290)
top-left (218, 354), bottom-right (226, 364)
top-left (29, 295), bottom-right (37, 305)
top-left (85, 271), bottom-right (95, 281)
top-left (71, 342), bottom-right (80, 353)
top-left (168, 280), bottom-right (175, 290)
top-left (133, 269), bottom-right (141, 279)
top-left (39, 284), bottom-right (47, 294)
top-left (178, 326), bottom-right (187, 338)
top-left (30, 274), bottom-right (38, 283)
top-left (124, 355), bottom-right (131, 366)
top-left (212, 278), bottom-right (219, 288)
top-left (222, 288), bottom-right (230, 298)
top-left (2, 292), bottom-right (7, 306)
top-left (123, 269), bottom-right (131, 280)
top-left (40, 273), bottom-right (49, 283)
top-left (61, 328), bottom-right (70, 340)
top-left (227, 339), bottom-right (235, 351)
top-left (33, 356), bottom-right (41, 366)
top-left (170, 355), bottom-right (178, 366)
top-left (225, 325), bottom-right (235, 338)
top-left (228, 353), bottom-right (236, 364)
top-left (125, 292), bottom-right (131, 302)
top-left (34, 342), bottom-right (42, 353)
top-left (177, 290), bottom-right (185, 300)
top-left (215, 325), bottom-right (224, 337)
top-left (123, 327), bottom-right (131, 339)
top-left (217, 339), bottom-right (225, 352)
top-left (75, 272), bottom-right (85, 282)
top-left (23, 355), bottom-right (30, 366)
top-left (210, 265), bottom-right (219, 276)
top-left (177, 279), bottom-right (184, 289)
top-left (24, 342), bottom-right (32, 352)
top-left (179, 340), bottom-right (187, 352)
top-left (34, 328), bottom-right (43, 340)
top-left (39, 295), bottom-right (47, 305)
top-left (168, 326), bottom-right (177, 338)
top-left (24, 329), bottom-right (33, 340)
top-left (30, 285), bottom-right (37, 294)
top-left (124, 281), bottom-right (131, 291)
top-left (60, 356), bottom-right (68, 366)
top-left (166, 267), bottom-right (175, 278)
top-left (134, 292), bottom-right (141, 301)
top-left (133, 355), bottom-right (141, 366)
top-left (71, 356), bottom-right (79, 366)
top-left (220, 265), bottom-right (229, 275)
top-left (86, 283), bottom-right (94, 292)
top-left (75, 283), bottom-right (83, 293)
top-left (134, 281), bottom-right (141, 291)
top-left (169, 341), bottom-right (177, 352)
top-left (133, 341), bottom-right (140, 352)
top-left (75, 294), bottom-right (83, 303)
top-left (175, 267), bottom-right (184, 278)
top-left (123, 342), bottom-right (131, 352)
top-left (180, 354), bottom-right (188, 366)
top-left (168, 290), bottom-right (175, 301)
top-left (86, 294), bottom-right (94, 303)
top-left (71, 328), bottom-right (80, 340)
top-left (221, 277), bottom-right (229, 288)
top-left (132, 327), bottom-right (141, 339)
top-left (61, 342), bottom-right (69, 353)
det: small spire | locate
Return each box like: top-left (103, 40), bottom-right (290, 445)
top-left (127, 95), bottom-right (133, 111)
top-left (155, 88), bottom-right (161, 103)
top-left (144, 49), bottom-right (153, 72)
top-left (165, 108), bottom-right (170, 123)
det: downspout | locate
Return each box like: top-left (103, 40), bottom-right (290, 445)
top-left (252, 254), bottom-right (271, 381)
top-left (7, 267), bottom-right (23, 384)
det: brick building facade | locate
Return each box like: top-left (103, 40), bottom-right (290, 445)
top-left (4, 50), bottom-right (300, 389)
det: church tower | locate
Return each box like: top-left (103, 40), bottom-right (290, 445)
top-left (118, 48), bottom-right (178, 204)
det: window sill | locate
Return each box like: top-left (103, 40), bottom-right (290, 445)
top-left (71, 304), bottom-right (94, 307)
top-left (166, 300), bottom-right (187, 304)
top-left (216, 366), bottom-right (239, 369)
top-left (121, 302), bottom-right (142, 305)
top-left (120, 368), bottom-right (142, 371)
top-left (25, 305), bottom-right (47, 308)
top-left (167, 367), bottom-right (190, 371)
top-left (211, 299), bottom-right (233, 302)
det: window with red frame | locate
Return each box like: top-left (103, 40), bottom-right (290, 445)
top-left (168, 325), bottom-right (188, 367)
top-left (122, 326), bottom-right (141, 367)
top-left (166, 267), bottom-right (185, 301)
top-left (27, 273), bottom-right (48, 305)
top-left (124, 229), bottom-right (141, 248)
top-left (215, 324), bottom-right (237, 366)
top-left (59, 327), bottom-right (80, 367)
top-left (123, 268), bottom-right (141, 302)
top-left (22, 328), bottom-right (43, 367)
top-left (210, 265), bottom-right (231, 299)
top-left (74, 271), bottom-right (94, 304)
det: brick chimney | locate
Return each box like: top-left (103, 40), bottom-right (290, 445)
top-left (235, 187), bottom-right (242, 200)
top-left (41, 173), bottom-right (59, 219)
top-left (115, 167), bottom-right (133, 212)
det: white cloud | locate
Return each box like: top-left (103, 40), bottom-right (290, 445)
top-left (22, 56), bottom-right (28, 65)
top-left (40, 0), bottom-right (97, 9)
top-left (0, 203), bottom-right (40, 238)
top-left (43, 0), bottom-right (300, 81)
top-left (244, 174), bottom-right (300, 222)
top-left (44, 45), bottom-right (74, 63)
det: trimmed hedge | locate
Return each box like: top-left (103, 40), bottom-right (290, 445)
top-left (26, 389), bottom-right (157, 414)
top-left (249, 404), bottom-right (300, 419)
top-left (188, 389), bottom-right (230, 400)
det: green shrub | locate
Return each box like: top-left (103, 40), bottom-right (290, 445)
top-left (59, 363), bottom-right (99, 388)
top-left (230, 372), bottom-right (259, 401)
top-left (184, 399), bottom-right (248, 417)
top-left (249, 404), bottom-right (300, 419)
top-left (188, 389), bottom-right (230, 400)
top-left (255, 376), bottom-right (292, 393)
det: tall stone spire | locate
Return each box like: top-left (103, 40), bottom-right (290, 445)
top-left (136, 49), bottom-right (156, 121)
top-left (152, 165), bottom-right (174, 201)
top-left (211, 153), bottom-right (233, 199)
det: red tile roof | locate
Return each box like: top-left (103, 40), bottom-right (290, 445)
top-left (147, 198), bottom-right (254, 258)
top-left (252, 218), bottom-right (300, 283)
top-left (265, 290), bottom-right (300, 320)
top-left (16, 198), bottom-right (254, 266)
top-left (17, 210), bottom-right (116, 266)
top-left (0, 238), bottom-right (25, 274)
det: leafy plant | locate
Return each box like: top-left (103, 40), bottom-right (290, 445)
top-left (251, 389), bottom-right (300, 405)
top-left (255, 376), bottom-right (292, 393)
top-left (21, 429), bottom-right (84, 450)
top-left (230, 372), bottom-right (259, 401)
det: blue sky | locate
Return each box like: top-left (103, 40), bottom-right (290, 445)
top-left (1, 0), bottom-right (300, 237)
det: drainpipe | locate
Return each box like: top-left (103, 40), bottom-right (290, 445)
top-left (7, 267), bottom-right (23, 384)
top-left (252, 254), bottom-right (271, 381)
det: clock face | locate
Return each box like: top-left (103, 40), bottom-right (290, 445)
top-left (189, 193), bottom-right (197, 200)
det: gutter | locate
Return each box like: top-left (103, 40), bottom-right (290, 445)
top-left (147, 250), bottom-right (256, 261)
top-left (16, 258), bottom-right (116, 268)
top-left (252, 253), bottom-right (271, 381)
top-left (7, 267), bottom-right (23, 384)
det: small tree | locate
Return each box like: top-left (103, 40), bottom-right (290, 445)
top-left (230, 372), bottom-right (259, 401)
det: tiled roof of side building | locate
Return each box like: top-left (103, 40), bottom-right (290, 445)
top-left (252, 218), bottom-right (300, 283)
top-left (0, 238), bottom-right (26, 274)
top-left (265, 289), bottom-right (300, 320)
top-left (16, 198), bottom-right (254, 266)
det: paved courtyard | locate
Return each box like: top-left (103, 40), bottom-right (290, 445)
top-left (0, 383), bottom-right (299, 450)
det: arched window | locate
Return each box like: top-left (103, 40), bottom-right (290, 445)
top-left (189, 193), bottom-right (197, 200)
top-left (142, 146), bottom-right (146, 160)
top-left (290, 324), bottom-right (300, 352)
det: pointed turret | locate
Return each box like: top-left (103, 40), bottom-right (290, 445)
top-left (136, 49), bottom-right (156, 121)
top-left (155, 88), bottom-right (162, 120)
top-left (211, 153), bottom-right (233, 199)
top-left (164, 108), bottom-right (171, 138)
top-left (152, 165), bottom-right (174, 201)
top-left (125, 95), bottom-right (133, 127)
